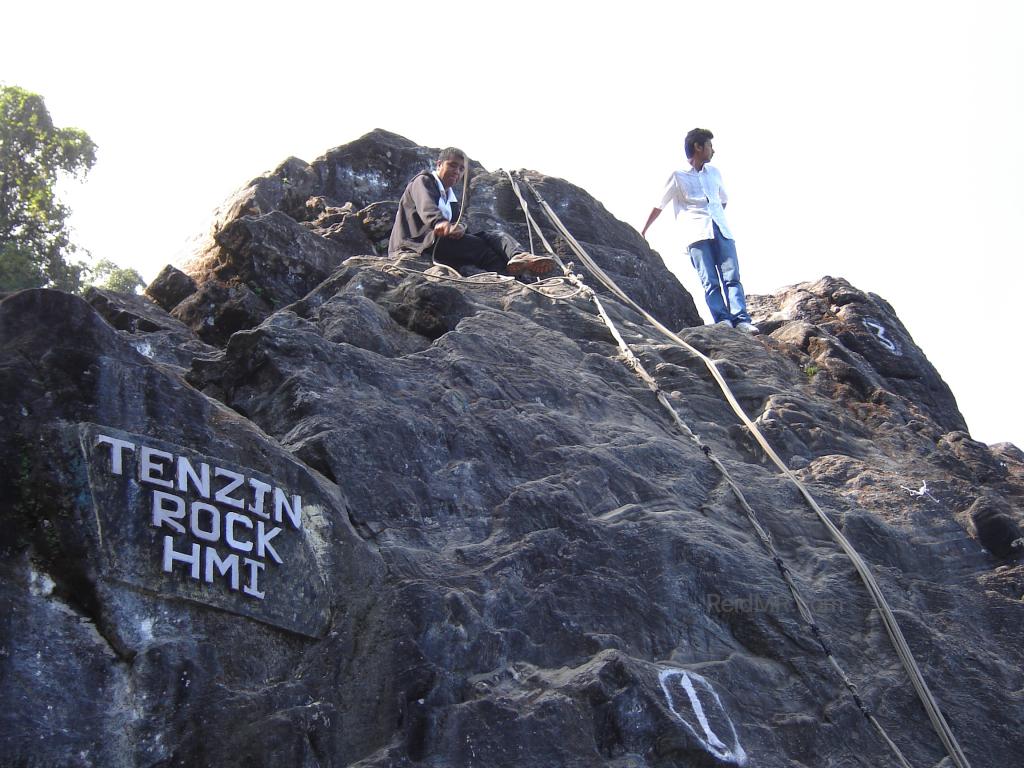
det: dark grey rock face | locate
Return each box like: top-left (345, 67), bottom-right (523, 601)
top-left (2, 134), bottom-right (1023, 768)
top-left (144, 265), bottom-right (196, 312)
top-left (749, 277), bottom-right (967, 434)
top-left (0, 289), bottom-right (381, 767)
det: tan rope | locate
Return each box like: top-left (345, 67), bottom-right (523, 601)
top-left (520, 173), bottom-right (971, 768)
top-left (565, 268), bottom-right (916, 768)
top-left (510, 171), bottom-right (971, 768)
top-left (386, 171), bottom-right (969, 766)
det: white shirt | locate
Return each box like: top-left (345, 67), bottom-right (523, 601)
top-left (431, 171), bottom-right (458, 221)
top-left (656, 163), bottom-right (732, 246)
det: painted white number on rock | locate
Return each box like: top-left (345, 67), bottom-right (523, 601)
top-left (862, 319), bottom-right (902, 356)
top-left (659, 669), bottom-right (748, 765)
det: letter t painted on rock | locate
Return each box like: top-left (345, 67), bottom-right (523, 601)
top-left (96, 434), bottom-right (136, 475)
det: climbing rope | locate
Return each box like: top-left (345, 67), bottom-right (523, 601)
top-left (504, 170), bottom-right (970, 768)
top-left (451, 155), bottom-right (471, 229)
top-left (378, 167), bottom-right (966, 764)
top-left (429, 152), bottom-right (473, 267)
top-left (590, 271), bottom-right (915, 767)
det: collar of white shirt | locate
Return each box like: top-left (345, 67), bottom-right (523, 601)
top-left (684, 163), bottom-right (712, 175)
top-left (431, 171), bottom-right (458, 221)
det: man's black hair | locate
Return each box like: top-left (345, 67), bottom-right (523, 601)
top-left (684, 128), bottom-right (714, 159)
top-left (437, 147), bottom-right (467, 164)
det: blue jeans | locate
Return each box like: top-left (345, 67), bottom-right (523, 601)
top-left (688, 222), bottom-right (751, 325)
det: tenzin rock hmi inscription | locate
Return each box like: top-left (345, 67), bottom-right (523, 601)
top-left (79, 424), bottom-right (330, 638)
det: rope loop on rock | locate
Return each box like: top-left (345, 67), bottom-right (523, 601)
top-left (377, 259), bottom-right (586, 301)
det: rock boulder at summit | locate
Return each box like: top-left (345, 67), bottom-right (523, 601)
top-left (2, 130), bottom-right (1022, 768)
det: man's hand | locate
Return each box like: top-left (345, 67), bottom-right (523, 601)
top-left (433, 221), bottom-right (466, 239)
top-left (641, 207), bottom-right (662, 240)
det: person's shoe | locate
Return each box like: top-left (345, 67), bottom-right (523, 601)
top-left (507, 253), bottom-right (556, 276)
top-left (736, 321), bottom-right (761, 335)
top-left (714, 320), bottom-right (733, 328)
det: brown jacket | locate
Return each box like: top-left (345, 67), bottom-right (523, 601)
top-left (388, 172), bottom-right (461, 256)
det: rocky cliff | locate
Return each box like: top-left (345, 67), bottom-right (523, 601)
top-left (2, 130), bottom-right (1022, 768)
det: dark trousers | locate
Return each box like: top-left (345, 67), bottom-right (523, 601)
top-left (432, 229), bottom-right (523, 273)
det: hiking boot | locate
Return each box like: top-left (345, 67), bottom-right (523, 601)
top-left (507, 253), bottom-right (557, 276)
top-left (714, 320), bottom-right (733, 328)
top-left (736, 321), bottom-right (761, 335)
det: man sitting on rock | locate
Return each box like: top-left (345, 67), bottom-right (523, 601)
top-left (389, 147), bottom-right (555, 276)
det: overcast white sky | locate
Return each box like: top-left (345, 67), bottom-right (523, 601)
top-left (3, 0), bottom-right (1022, 449)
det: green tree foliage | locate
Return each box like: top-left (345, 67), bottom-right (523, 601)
top-left (85, 258), bottom-right (145, 294)
top-left (0, 85), bottom-right (97, 292)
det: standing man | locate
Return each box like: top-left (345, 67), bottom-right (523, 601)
top-left (641, 129), bottom-right (759, 334)
top-left (389, 147), bottom-right (554, 276)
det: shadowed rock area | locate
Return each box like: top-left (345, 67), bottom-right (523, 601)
top-left (2, 130), bottom-right (1022, 768)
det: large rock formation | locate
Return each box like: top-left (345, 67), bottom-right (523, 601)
top-left (2, 131), bottom-right (1022, 768)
